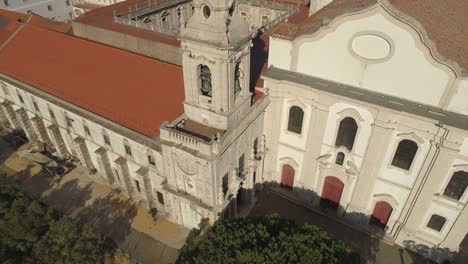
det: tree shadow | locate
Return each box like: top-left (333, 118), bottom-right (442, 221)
top-left (41, 179), bottom-right (94, 215)
top-left (78, 193), bottom-right (138, 245)
top-left (0, 130), bottom-right (25, 164)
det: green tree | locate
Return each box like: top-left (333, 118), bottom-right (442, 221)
top-left (33, 217), bottom-right (107, 264)
top-left (0, 175), bottom-right (53, 263)
top-left (177, 215), bottom-right (357, 264)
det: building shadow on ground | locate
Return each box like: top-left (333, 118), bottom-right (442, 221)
top-left (244, 181), bottom-right (459, 264)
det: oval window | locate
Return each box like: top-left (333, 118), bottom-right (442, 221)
top-left (203, 5), bottom-right (211, 18)
top-left (351, 34), bottom-right (391, 60)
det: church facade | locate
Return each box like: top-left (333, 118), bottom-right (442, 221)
top-left (0, 0), bottom-right (467, 262)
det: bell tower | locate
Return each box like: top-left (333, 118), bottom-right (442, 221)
top-left (179, 0), bottom-right (252, 130)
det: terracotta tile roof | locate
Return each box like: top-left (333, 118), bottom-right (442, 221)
top-left (0, 15), bottom-right (22, 46)
top-left (0, 9), bottom-right (71, 33)
top-left (0, 24), bottom-right (185, 138)
top-left (272, 0), bottom-right (468, 71)
top-left (74, 0), bottom-right (180, 47)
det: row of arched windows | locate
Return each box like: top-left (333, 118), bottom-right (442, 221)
top-left (287, 106), bottom-right (422, 171)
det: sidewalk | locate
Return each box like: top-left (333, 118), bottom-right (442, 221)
top-left (249, 187), bottom-right (436, 264)
top-left (0, 140), bottom-right (189, 264)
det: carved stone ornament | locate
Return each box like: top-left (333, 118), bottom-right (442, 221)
top-left (173, 152), bottom-right (197, 175)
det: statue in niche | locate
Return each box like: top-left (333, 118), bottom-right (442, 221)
top-left (234, 61), bottom-right (243, 95)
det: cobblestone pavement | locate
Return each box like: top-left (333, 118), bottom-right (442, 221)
top-left (249, 188), bottom-right (437, 264)
top-left (0, 135), bottom-right (189, 264)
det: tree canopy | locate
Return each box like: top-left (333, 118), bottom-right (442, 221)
top-left (0, 174), bottom-right (107, 263)
top-left (177, 215), bottom-right (357, 264)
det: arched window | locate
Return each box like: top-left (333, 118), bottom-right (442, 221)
top-left (443, 171), bottom-right (468, 200)
top-left (234, 62), bottom-right (242, 95)
top-left (335, 152), bottom-right (345, 166)
top-left (426, 214), bottom-right (446, 232)
top-left (391, 139), bottom-right (418, 170)
top-left (176, 6), bottom-right (182, 17)
top-left (335, 117), bottom-right (358, 150)
top-left (199, 65), bottom-right (212, 97)
top-left (287, 106), bottom-right (304, 134)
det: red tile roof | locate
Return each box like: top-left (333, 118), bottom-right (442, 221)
top-left (74, 0), bottom-right (180, 47)
top-left (0, 24), bottom-right (185, 138)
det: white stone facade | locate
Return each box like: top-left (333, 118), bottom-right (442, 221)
top-left (1, 0), bottom-right (73, 21)
top-left (265, 2), bottom-right (468, 262)
top-left (0, 0), bottom-right (467, 262)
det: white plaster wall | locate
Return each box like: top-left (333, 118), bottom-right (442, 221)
top-left (277, 144), bottom-right (305, 185)
top-left (370, 180), bottom-right (410, 219)
top-left (294, 8), bottom-right (453, 107)
top-left (447, 78), bottom-right (468, 115)
top-left (320, 102), bottom-right (373, 164)
top-left (417, 202), bottom-right (460, 243)
top-left (378, 130), bottom-right (430, 188)
top-left (1, 0), bottom-right (73, 21)
top-left (460, 138), bottom-right (468, 157)
top-left (278, 98), bottom-right (312, 150)
top-left (268, 37), bottom-right (292, 70)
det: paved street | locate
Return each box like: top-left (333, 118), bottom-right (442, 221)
top-left (249, 187), bottom-right (437, 264)
top-left (0, 134), bottom-right (189, 264)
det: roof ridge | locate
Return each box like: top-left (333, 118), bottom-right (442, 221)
top-left (0, 22), bottom-right (25, 52)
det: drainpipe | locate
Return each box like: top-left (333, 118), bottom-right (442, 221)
top-left (393, 122), bottom-right (449, 239)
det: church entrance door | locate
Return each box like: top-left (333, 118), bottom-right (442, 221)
top-left (280, 164), bottom-right (295, 189)
top-left (320, 176), bottom-right (344, 211)
top-left (369, 201), bottom-right (393, 229)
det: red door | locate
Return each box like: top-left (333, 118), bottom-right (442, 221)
top-left (281, 164), bottom-right (295, 189)
top-left (370, 201), bottom-right (393, 229)
top-left (320, 176), bottom-right (344, 210)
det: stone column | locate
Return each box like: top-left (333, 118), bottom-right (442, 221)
top-left (1, 101), bottom-right (20, 129)
top-left (73, 137), bottom-right (94, 169)
top-left (346, 121), bottom-right (394, 224)
top-left (95, 147), bottom-right (115, 185)
top-left (46, 124), bottom-right (69, 157)
top-left (15, 108), bottom-right (37, 141)
top-left (393, 143), bottom-right (458, 240)
top-left (30, 116), bottom-right (53, 146)
top-left (114, 156), bottom-right (134, 196)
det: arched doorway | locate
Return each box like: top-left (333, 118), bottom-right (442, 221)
top-left (369, 201), bottom-right (393, 229)
top-left (281, 164), bottom-right (295, 189)
top-left (320, 176), bottom-right (344, 211)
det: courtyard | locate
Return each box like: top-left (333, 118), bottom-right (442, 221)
top-left (0, 131), bottom-right (189, 264)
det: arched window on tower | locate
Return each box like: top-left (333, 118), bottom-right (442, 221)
top-left (287, 106), bottom-right (304, 134)
top-left (391, 139), bottom-right (418, 170)
top-left (199, 64), bottom-right (212, 97)
top-left (335, 117), bottom-right (358, 150)
top-left (443, 171), bottom-right (468, 200)
top-left (234, 62), bottom-right (242, 95)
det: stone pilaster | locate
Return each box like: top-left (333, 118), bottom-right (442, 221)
top-left (95, 147), bottom-right (115, 185)
top-left (46, 124), bottom-right (69, 157)
top-left (346, 121), bottom-right (394, 223)
top-left (15, 108), bottom-right (37, 141)
top-left (1, 101), bottom-right (20, 129)
top-left (136, 167), bottom-right (154, 208)
top-left (30, 116), bottom-right (53, 146)
top-left (73, 137), bottom-right (94, 169)
top-left (114, 157), bottom-right (134, 196)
